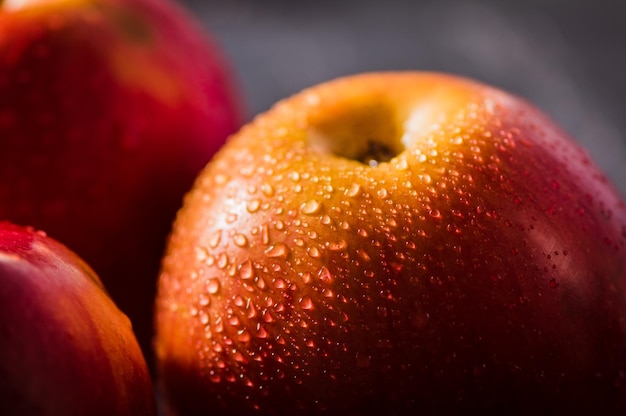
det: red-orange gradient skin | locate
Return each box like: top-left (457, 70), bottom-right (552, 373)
top-left (0, 0), bottom-right (242, 363)
top-left (0, 222), bottom-right (155, 415)
top-left (155, 73), bottom-right (626, 415)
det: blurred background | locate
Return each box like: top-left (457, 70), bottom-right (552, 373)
top-left (179, 0), bottom-right (626, 198)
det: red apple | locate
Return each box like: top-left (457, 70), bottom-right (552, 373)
top-left (0, 0), bottom-right (242, 361)
top-left (154, 72), bottom-right (626, 415)
top-left (0, 221), bottom-right (155, 415)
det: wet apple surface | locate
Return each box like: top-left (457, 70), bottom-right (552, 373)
top-left (154, 72), bottom-right (626, 415)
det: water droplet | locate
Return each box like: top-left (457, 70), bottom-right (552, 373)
top-left (261, 182), bottom-right (275, 196)
top-left (226, 213), bottom-right (238, 223)
top-left (377, 188), bottom-right (389, 199)
top-left (308, 246), bottom-right (321, 258)
top-left (318, 266), bottom-right (333, 283)
top-left (346, 183), bottom-right (361, 197)
top-left (195, 246), bottom-right (209, 262)
top-left (247, 200), bottom-right (261, 213)
top-left (429, 209), bottom-right (442, 219)
top-left (261, 224), bottom-right (270, 245)
top-left (328, 240), bottom-right (347, 251)
top-left (300, 296), bottom-right (314, 310)
top-left (209, 230), bottom-right (222, 248)
top-left (549, 278), bottom-right (559, 288)
top-left (217, 253), bottom-right (229, 269)
top-left (263, 310), bottom-right (274, 322)
top-left (420, 174), bottom-right (432, 184)
top-left (274, 278), bottom-right (287, 289)
top-left (207, 278), bottom-right (221, 294)
top-left (199, 293), bottom-right (211, 306)
top-left (215, 174), bottom-right (229, 185)
top-left (357, 249), bottom-right (371, 262)
top-left (395, 159), bottom-right (409, 171)
top-left (233, 234), bottom-right (248, 247)
top-left (301, 200), bottom-right (321, 215)
top-left (450, 136), bottom-right (464, 145)
top-left (237, 331), bottom-right (251, 343)
top-left (239, 260), bottom-right (255, 280)
top-left (265, 243), bottom-right (289, 258)
top-left (256, 325), bottom-right (269, 338)
top-left (301, 272), bottom-right (312, 284)
top-left (320, 215), bottom-right (332, 225)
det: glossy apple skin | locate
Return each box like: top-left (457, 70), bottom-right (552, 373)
top-left (0, 0), bottom-right (242, 361)
top-left (155, 72), bottom-right (626, 415)
top-left (0, 222), bottom-right (155, 415)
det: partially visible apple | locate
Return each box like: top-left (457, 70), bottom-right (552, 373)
top-left (155, 72), bottom-right (626, 415)
top-left (0, 0), bottom-right (242, 361)
top-left (0, 221), bottom-right (155, 415)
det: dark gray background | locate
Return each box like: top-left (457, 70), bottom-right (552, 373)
top-left (179, 0), bottom-right (626, 198)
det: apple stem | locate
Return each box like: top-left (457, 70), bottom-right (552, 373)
top-left (358, 140), bottom-right (396, 167)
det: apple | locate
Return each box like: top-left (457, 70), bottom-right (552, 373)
top-left (154, 72), bottom-right (626, 415)
top-left (0, 0), bottom-right (242, 361)
top-left (0, 221), bottom-right (155, 415)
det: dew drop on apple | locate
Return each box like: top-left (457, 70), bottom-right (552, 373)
top-left (274, 277), bottom-right (287, 289)
top-left (328, 240), bottom-right (347, 251)
top-left (263, 310), bottom-right (274, 323)
top-left (233, 233), bottom-right (248, 247)
top-left (301, 272), bottom-right (312, 284)
top-left (195, 246), bottom-right (209, 262)
top-left (207, 278), bottom-right (221, 294)
top-left (260, 182), bottom-right (275, 196)
top-left (308, 246), bottom-right (321, 258)
top-left (420, 173), bottom-right (432, 184)
top-left (301, 200), bottom-right (322, 215)
top-left (217, 253), bottom-right (228, 269)
top-left (199, 293), bottom-right (211, 307)
top-left (239, 260), bottom-right (255, 280)
top-left (346, 183), bottom-right (361, 197)
top-left (300, 296), bottom-right (314, 310)
top-left (237, 331), bottom-right (252, 344)
top-left (320, 215), bottom-right (332, 225)
top-left (549, 278), bottom-right (559, 288)
top-left (265, 243), bottom-right (290, 258)
top-left (209, 230), bottom-right (222, 248)
top-left (318, 266), bottom-right (334, 283)
top-left (429, 209), bottom-right (442, 219)
top-left (357, 249), bottom-right (371, 262)
top-left (246, 199), bottom-right (261, 213)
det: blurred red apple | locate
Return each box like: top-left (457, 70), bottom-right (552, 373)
top-left (0, 0), bottom-right (242, 361)
top-left (0, 221), bottom-right (155, 415)
top-left (155, 72), bottom-right (626, 415)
